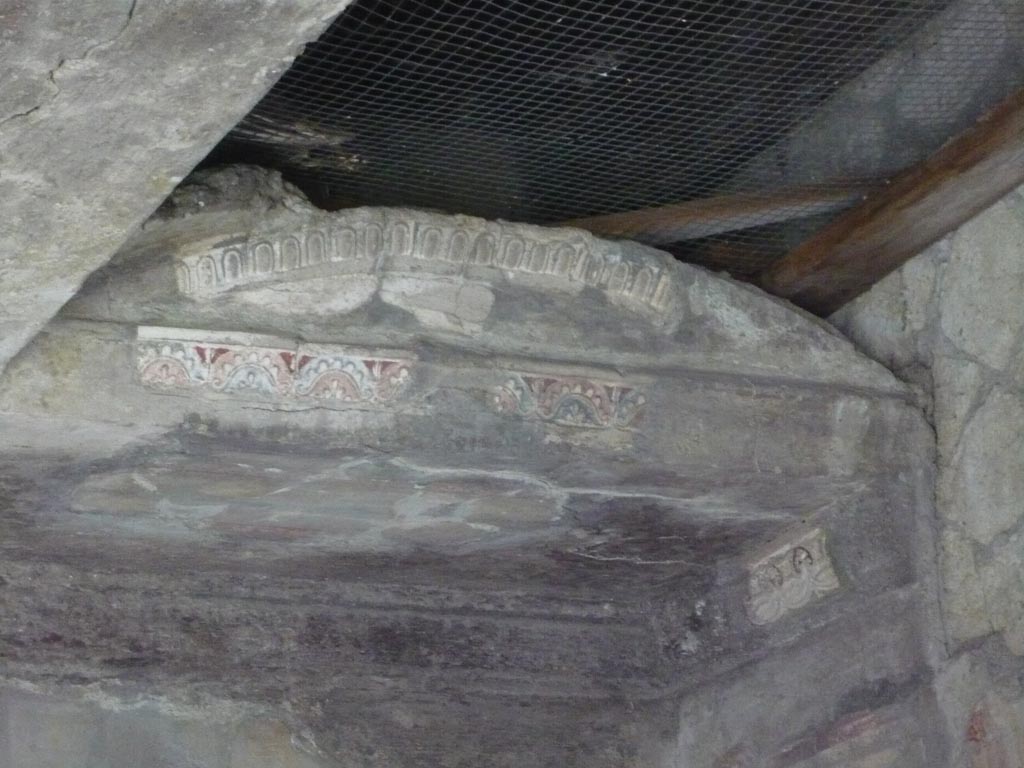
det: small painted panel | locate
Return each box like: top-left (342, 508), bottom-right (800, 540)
top-left (493, 373), bottom-right (645, 429)
top-left (137, 330), bottom-right (412, 406)
top-left (746, 527), bottom-right (839, 626)
top-left (292, 352), bottom-right (411, 403)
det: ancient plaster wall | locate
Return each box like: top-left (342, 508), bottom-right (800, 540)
top-left (0, 167), bottom-right (939, 767)
top-left (833, 185), bottom-right (1024, 766)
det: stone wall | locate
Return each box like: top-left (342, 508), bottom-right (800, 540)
top-left (833, 185), bottom-right (1024, 766)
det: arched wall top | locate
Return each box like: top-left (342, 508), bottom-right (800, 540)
top-left (66, 166), bottom-right (904, 395)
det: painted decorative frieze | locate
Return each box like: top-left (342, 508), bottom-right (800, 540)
top-left (136, 328), bottom-right (411, 405)
top-left (493, 373), bottom-right (646, 429)
top-left (173, 212), bottom-right (675, 317)
top-left (746, 527), bottom-right (839, 626)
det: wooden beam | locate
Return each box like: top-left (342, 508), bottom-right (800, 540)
top-left (561, 185), bottom-right (873, 244)
top-left (760, 88), bottom-right (1024, 316)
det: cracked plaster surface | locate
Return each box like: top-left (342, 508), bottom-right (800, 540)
top-left (0, 0), bottom-right (354, 374)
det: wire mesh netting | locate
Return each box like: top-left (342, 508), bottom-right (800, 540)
top-left (212, 0), bottom-right (1024, 275)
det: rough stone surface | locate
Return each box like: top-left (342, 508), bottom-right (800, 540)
top-left (833, 182), bottom-right (1024, 766)
top-left (0, 167), bottom-right (937, 766)
top-left (834, 183), bottom-right (1024, 657)
top-left (0, 0), bottom-right (354, 375)
top-left (947, 390), bottom-right (1024, 545)
top-left (939, 192), bottom-right (1024, 371)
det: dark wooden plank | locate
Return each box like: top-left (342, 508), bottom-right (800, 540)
top-left (561, 185), bottom-right (873, 244)
top-left (760, 88), bottom-right (1024, 316)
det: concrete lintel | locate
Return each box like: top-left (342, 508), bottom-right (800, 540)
top-left (0, 0), bottom-right (354, 374)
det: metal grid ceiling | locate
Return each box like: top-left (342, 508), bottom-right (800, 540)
top-left (212, 0), bottom-right (1020, 275)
